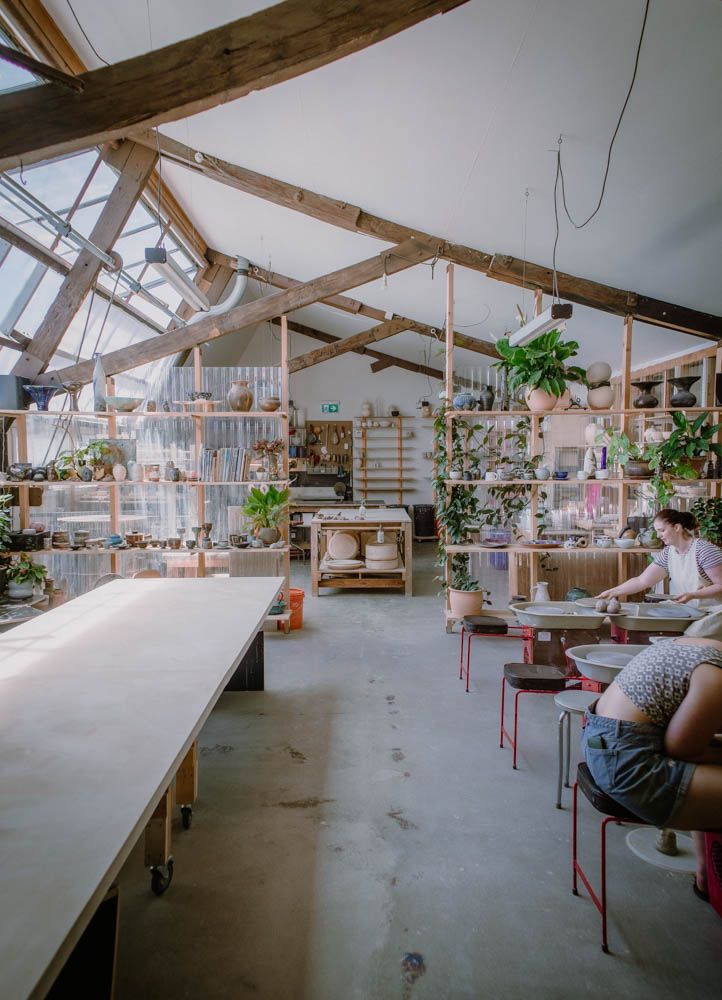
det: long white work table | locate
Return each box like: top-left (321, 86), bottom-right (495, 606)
top-left (0, 576), bottom-right (283, 1000)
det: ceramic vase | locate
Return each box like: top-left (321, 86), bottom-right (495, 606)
top-left (587, 385), bottom-right (615, 410)
top-left (631, 380), bottom-right (662, 408)
top-left (8, 580), bottom-right (34, 599)
top-left (92, 352), bottom-right (106, 412)
top-left (258, 527), bottom-right (280, 545)
top-left (452, 392), bottom-right (475, 410)
top-left (23, 385), bottom-right (60, 411)
top-left (112, 463), bottom-right (126, 482)
top-left (478, 385), bottom-right (494, 411)
top-left (228, 380), bottom-right (253, 412)
top-left (669, 376), bottom-right (699, 408)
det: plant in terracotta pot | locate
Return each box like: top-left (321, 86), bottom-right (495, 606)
top-left (240, 484), bottom-right (290, 545)
top-left (493, 329), bottom-right (586, 412)
top-left (6, 551), bottom-right (47, 598)
top-left (646, 411), bottom-right (722, 479)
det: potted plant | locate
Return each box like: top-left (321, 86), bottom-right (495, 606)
top-left (646, 411), bottom-right (722, 478)
top-left (240, 484), bottom-right (290, 544)
top-left (594, 427), bottom-right (650, 478)
top-left (6, 551), bottom-right (47, 599)
top-left (691, 497), bottom-right (722, 545)
top-left (493, 329), bottom-right (587, 412)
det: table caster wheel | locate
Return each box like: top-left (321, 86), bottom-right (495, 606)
top-left (150, 857), bottom-right (174, 895)
top-left (181, 805), bottom-right (193, 829)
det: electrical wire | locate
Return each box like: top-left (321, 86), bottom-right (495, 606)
top-left (65, 0), bottom-right (109, 66)
top-left (557, 0), bottom-right (650, 230)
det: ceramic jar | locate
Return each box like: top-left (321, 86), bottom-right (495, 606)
top-left (259, 527), bottom-right (281, 545)
top-left (112, 463), bottom-right (126, 482)
top-left (478, 385), bottom-right (494, 411)
top-left (228, 380), bottom-right (253, 412)
top-left (669, 376), bottom-right (699, 408)
top-left (631, 380), bottom-right (662, 408)
top-left (361, 402), bottom-right (373, 417)
top-left (587, 385), bottom-right (615, 410)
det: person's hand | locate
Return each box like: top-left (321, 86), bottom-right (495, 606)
top-left (597, 587), bottom-right (622, 600)
top-left (671, 592), bottom-right (695, 604)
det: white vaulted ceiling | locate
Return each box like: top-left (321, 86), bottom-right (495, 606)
top-left (41, 0), bottom-right (722, 373)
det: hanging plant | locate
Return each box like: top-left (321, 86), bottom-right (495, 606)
top-left (493, 329), bottom-right (586, 398)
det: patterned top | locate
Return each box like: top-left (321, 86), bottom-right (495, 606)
top-left (616, 641), bottom-right (722, 726)
top-left (653, 538), bottom-right (722, 584)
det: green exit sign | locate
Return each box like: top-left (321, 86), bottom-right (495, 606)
top-left (321, 401), bottom-right (340, 413)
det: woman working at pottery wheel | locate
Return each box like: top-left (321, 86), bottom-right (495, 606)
top-left (582, 633), bottom-right (722, 900)
top-left (598, 509), bottom-right (722, 607)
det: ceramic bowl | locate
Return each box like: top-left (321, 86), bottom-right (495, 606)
top-left (105, 396), bottom-right (143, 412)
top-left (259, 396), bottom-right (281, 412)
top-left (595, 469), bottom-right (610, 480)
top-left (614, 537), bottom-right (636, 549)
top-left (553, 471), bottom-right (569, 480)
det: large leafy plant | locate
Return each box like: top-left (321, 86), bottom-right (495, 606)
top-left (240, 484), bottom-right (290, 533)
top-left (493, 329), bottom-right (586, 398)
top-left (644, 412), bottom-right (722, 506)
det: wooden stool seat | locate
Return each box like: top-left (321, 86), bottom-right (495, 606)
top-left (462, 615), bottom-right (508, 635)
top-left (503, 662), bottom-right (567, 691)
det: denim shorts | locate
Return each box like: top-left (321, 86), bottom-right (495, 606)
top-left (581, 706), bottom-right (696, 828)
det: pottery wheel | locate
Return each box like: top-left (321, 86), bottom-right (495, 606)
top-left (647, 605), bottom-right (693, 619)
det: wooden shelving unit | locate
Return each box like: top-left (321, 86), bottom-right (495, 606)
top-left (355, 415), bottom-right (414, 503)
top-left (439, 264), bottom-right (722, 627)
top-left (2, 322), bottom-right (295, 629)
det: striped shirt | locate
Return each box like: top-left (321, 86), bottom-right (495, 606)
top-left (652, 538), bottom-right (722, 585)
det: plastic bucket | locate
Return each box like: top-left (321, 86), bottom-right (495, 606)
top-left (278, 588), bottom-right (304, 630)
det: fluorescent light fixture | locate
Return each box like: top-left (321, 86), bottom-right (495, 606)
top-left (145, 247), bottom-right (210, 312)
top-left (507, 303), bottom-right (573, 347)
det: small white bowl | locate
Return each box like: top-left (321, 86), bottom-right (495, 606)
top-left (595, 469), bottom-right (610, 480)
top-left (614, 537), bottom-right (637, 549)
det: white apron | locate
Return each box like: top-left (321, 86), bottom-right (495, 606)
top-left (667, 538), bottom-right (722, 610)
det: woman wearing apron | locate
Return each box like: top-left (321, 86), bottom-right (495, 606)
top-left (598, 509), bottom-right (722, 607)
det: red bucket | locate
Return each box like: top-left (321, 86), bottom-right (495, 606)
top-left (278, 588), bottom-right (304, 630)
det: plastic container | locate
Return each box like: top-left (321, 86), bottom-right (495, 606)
top-left (278, 588), bottom-right (304, 630)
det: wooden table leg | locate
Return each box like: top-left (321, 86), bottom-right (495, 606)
top-left (404, 524), bottom-right (413, 596)
top-left (144, 786), bottom-right (173, 894)
top-left (311, 522), bottom-right (319, 596)
top-left (175, 740), bottom-right (198, 830)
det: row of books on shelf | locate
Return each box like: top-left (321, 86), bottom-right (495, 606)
top-left (197, 447), bottom-right (256, 482)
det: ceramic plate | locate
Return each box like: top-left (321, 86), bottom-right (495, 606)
top-left (479, 540), bottom-right (508, 548)
top-left (326, 559), bottom-right (364, 569)
top-left (521, 540), bottom-right (561, 548)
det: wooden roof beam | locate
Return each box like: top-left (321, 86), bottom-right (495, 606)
top-left (49, 236), bottom-right (439, 385)
top-left (0, 0), bottom-right (468, 170)
top-left (289, 318), bottom-right (410, 373)
top-left (273, 317), bottom-right (444, 380)
top-left (208, 251), bottom-right (498, 359)
top-left (156, 136), bottom-right (721, 340)
top-left (11, 140), bottom-right (158, 377)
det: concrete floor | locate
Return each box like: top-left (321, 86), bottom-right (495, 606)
top-left (115, 545), bottom-right (722, 999)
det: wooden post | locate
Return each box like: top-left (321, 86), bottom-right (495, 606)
top-left (529, 413), bottom-right (540, 594)
top-left (396, 415), bottom-right (403, 504)
top-left (715, 347), bottom-right (722, 499)
top-left (534, 288), bottom-right (543, 317)
top-left (618, 316), bottom-right (634, 580)
top-left (106, 377), bottom-right (120, 575)
top-left (193, 349), bottom-right (205, 578)
top-left (280, 315), bottom-right (290, 596)
top-left (15, 413), bottom-right (29, 529)
top-left (444, 264), bottom-right (454, 619)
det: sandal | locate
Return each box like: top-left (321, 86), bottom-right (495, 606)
top-left (693, 879), bottom-right (710, 903)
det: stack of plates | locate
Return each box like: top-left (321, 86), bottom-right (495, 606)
top-left (326, 559), bottom-right (364, 569)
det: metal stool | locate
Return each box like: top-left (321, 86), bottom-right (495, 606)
top-left (459, 616), bottom-right (532, 692)
top-left (572, 761), bottom-right (649, 952)
top-left (554, 689), bottom-right (598, 808)
top-left (500, 663), bottom-right (567, 768)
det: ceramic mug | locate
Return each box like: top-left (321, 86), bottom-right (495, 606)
top-left (484, 471), bottom-right (498, 481)
top-left (576, 471), bottom-right (589, 480)
top-left (595, 469), bottom-right (610, 480)
top-left (595, 536), bottom-right (612, 548)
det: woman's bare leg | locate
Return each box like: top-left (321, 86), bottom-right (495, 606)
top-left (669, 765), bottom-right (722, 830)
top-left (692, 831), bottom-right (707, 894)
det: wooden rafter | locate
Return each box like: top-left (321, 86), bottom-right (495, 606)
top-left (0, 42), bottom-right (83, 90)
top-left (273, 317), bottom-right (444, 380)
top-left (0, 0), bottom-right (84, 75)
top-left (150, 134), bottom-right (722, 340)
top-left (49, 236), bottom-right (438, 385)
top-left (289, 318), bottom-right (410, 373)
top-left (209, 251), bottom-right (498, 359)
top-left (0, 0), bottom-right (468, 170)
top-left (12, 140), bottom-right (158, 376)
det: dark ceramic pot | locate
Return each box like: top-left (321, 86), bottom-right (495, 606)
top-left (669, 376), bottom-right (699, 408)
top-left (624, 459), bottom-right (651, 478)
top-left (631, 380), bottom-right (662, 408)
